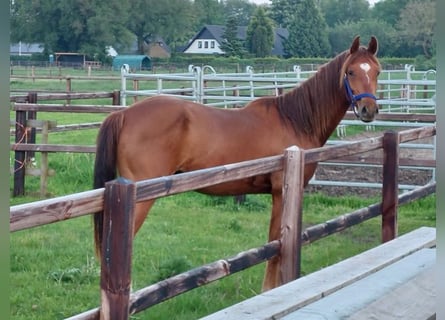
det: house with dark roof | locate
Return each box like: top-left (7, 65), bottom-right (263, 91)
top-left (183, 25), bottom-right (288, 57)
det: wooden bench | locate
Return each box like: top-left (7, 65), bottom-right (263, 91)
top-left (201, 226), bottom-right (436, 320)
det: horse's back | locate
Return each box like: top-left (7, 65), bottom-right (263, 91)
top-left (115, 95), bottom-right (305, 188)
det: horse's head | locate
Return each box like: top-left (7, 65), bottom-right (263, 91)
top-left (342, 36), bottom-right (381, 122)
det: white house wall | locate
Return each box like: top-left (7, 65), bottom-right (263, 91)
top-left (184, 39), bottom-right (223, 54)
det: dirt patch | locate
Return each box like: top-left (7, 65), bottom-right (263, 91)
top-left (305, 130), bottom-right (435, 197)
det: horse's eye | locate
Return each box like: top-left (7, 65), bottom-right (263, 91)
top-left (348, 70), bottom-right (354, 76)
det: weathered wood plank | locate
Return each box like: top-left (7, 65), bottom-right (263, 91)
top-left (13, 109), bottom-right (27, 196)
top-left (382, 131), bottom-right (399, 242)
top-left (26, 119), bottom-right (57, 129)
top-left (39, 121), bottom-right (51, 197)
top-left (398, 182), bottom-right (436, 205)
top-left (200, 227), bottom-right (436, 320)
top-left (343, 111), bottom-right (436, 122)
top-left (135, 155), bottom-right (284, 202)
top-left (100, 178), bottom-right (136, 320)
top-left (281, 249), bottom-right (435, 320)
top-left (49, 122), bottom-right (102, 132)
top-left (280, 146), bottom-right (304, 282)
top-left (305, 136), bottom-right (384, 164)
top-left (10, 189), bottom-right (104, 232)
top-left (399, 126), bottom-right (436, 143)
top-left (13, 103), bottom-right (126, 113)
top-left (10, 143), bottom-right (96, 153)
top-left (301, 182), bottom-right (435, 245)
top-left (348, 261), bottom-right (435, 320)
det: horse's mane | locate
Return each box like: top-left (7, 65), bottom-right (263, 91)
top-left (275, 48), bottom-right (378, 139)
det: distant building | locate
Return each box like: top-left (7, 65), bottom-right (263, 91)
top-left (10, 42), bottom-right (44, 56)
top-left (144, 35), bottom-right (171, 59)
top-left (112, 55), bottom-right (152, 71)
top-left (54, 52), bottom-right (86, 67)
top-left (182, 25), bottom-right (289, 57)
top-left (120, 35), bottom-right (171, 59)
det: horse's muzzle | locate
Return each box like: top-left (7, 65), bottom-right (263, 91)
top-left (357, 100), bottom-right (379, 123)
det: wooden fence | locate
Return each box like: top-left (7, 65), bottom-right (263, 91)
top-left (10, 92), bottom-right (121, 196)
top-left (10, 125), bottom-right (436, 319)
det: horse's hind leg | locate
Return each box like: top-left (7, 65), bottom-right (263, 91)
top-left (133, 200), bottom-right (156, 236)
top-left (262, 193), bottom-right (282, 291)
top-left (262, 173), bottom-right (284, 291)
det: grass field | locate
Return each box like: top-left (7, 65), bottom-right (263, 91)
top-left (10, 189), bottom-right (435, 319)
top-left (9, 69), bottom-right (436, 319)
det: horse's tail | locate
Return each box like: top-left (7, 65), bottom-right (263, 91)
top-left (93, 111), bottom-right (124, 259)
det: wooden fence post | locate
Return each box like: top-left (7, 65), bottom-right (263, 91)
top-left (279, 145), bottom-right (305, 283)
top-left (66, 77), bottom-right (72, 104)
top-left (100, 177), bottom-right (136, 320)
top-left (382, 130), bottom-right (400, 242)
top-left (13, 110), bottom-right (27, 196)
top-left (27, 91), bottom-right (38, 162)
top-left (133, 79), bottom-right (139, 104)
top-left (37, 120), bottom-right (57, 197)
top-left (112, 90), bottom-right (121, 105)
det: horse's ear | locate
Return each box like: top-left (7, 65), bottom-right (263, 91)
top-left (367, 36), bottom-right (378, 55)
top-left (350, 36), bottom-right (360, 54)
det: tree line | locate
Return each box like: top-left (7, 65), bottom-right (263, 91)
top-left (10, 0), bottom-right (435, 61)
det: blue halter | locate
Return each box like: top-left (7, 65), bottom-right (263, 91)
top-left (343, 75), bottom-right (377, 118)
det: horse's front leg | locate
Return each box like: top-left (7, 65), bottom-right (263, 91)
top-left (262, 173), bottom-right (284, 291)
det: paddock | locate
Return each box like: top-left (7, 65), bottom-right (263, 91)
top-left (10, 66), bottom-right (436, 319)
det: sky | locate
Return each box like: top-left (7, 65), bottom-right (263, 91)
top-left (249, 0), bottom-right (381, 6)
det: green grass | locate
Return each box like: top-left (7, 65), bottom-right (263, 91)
top-left (9, 70), bottom-right (436, 319)
top-left (10, 189), bottom-right (435, 319)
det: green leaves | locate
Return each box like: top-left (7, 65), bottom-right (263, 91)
top-left (246, 7), bottom-right (274, 57)
top-left (277, 0), bottom-right (331, 57)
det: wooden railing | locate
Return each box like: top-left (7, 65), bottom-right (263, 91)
top-left (10, 126), bottom-right (436, 319)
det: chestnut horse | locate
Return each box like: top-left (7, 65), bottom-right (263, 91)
top-left (93, 36), bottom-right (381, 291)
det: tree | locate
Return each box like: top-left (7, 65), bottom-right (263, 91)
top-left (371, 0), bottom-right (410, 27)
top-left (270, 0), bottom-right (291, 27)
top-left (219, 15), bottom-right (246, 57)
top-left (246, 7), bottom-right (274, 57)
top-left (10, 0), bottom-right (131, 58)
top-left (273, 0), bottom-right (330, 57)
top-left (328, 19), bottom-right (397, 56)
top-left (396, 0), bottom-right (435, 58)
top-left (127, 0), bottom-right (195, 54)
top-left (193, 0), bottom-right (225, 28)
top-left (224, 0), bottom-right (257, 26)
top-left (320, 0), bottom-right (370, 28)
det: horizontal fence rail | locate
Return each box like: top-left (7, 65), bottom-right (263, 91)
top-left (10, 126), bottom-right (435, 232)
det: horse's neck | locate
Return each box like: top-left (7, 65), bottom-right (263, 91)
top-left (288, 54), bottom-right (349, 146)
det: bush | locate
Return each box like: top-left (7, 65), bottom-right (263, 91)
top-left (414, 55), bottom-right (436, 70)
